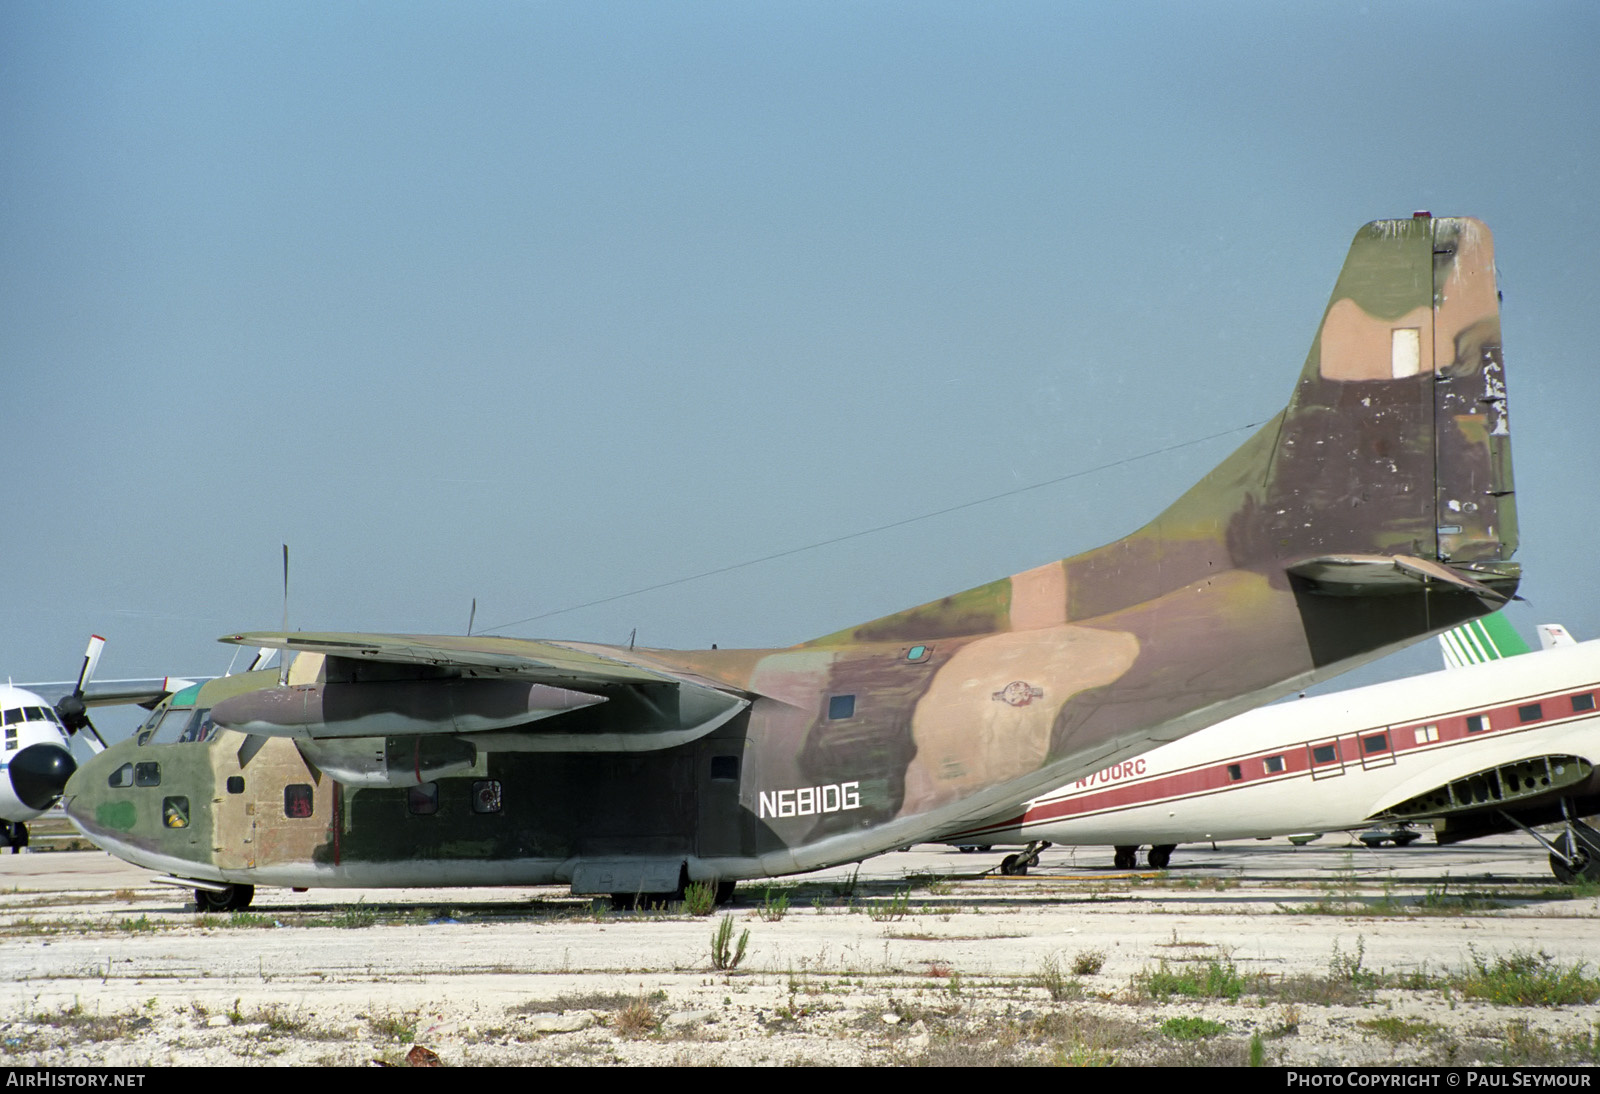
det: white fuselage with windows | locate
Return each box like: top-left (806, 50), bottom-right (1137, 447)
top-left (950, 640), bottom-right (1600, 847)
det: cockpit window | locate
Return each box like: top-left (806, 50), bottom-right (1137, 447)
top-left (24, 707), bottom-right (50, 722)
top-left (135, 704), bottom-right (165, 745)
top-left (1, 709), bottom-right (19, 726)
top-left (177, 709), bottom-right (215, 744)
top-left (149, 707), bottom-right (199, 745)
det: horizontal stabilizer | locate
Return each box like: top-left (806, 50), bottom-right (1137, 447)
top-left (1287, 554), bottom-right (1511, 601)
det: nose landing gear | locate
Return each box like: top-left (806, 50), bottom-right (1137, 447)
top-left (194, 884), bottom-right (255, 912)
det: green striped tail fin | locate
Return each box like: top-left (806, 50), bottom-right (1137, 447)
top-left (1439, 613), bottom-right (1531, 668)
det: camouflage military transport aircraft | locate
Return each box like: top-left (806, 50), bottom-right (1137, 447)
top-left (63, 215), bottom-right (1519, 911)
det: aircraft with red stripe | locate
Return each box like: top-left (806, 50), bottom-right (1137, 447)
top-left (945, 616), bottom-right (1600, 883)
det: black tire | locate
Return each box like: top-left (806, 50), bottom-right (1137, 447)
top-left (999, 853), bottom-right (1029, 877)
top-left (1391, 831), bottom-right (1421, 847)
top-left (1549, 833), bottom-right (1600, 884)
top-left (1148, 844), bottom-right (1175, 869)
top-left (1113, 846), bottom-right (1138, 869)
top-left (714, 879), bottom-right (737, 906)
top-left (194, 884), bottom-right (254, 913)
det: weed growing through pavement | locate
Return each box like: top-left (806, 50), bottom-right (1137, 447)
top-left (1033, 953), bottom-right (1083, 1002)
top-left (613, 992), bottom-right (660, 1038)
top-left (1358, 1015), bottom-right (1439, 1046)
top-left (366, 1008), bottom-right (419, 1043)
top-left (1451, 948), bottom-right (1600, 1006)
top-left (710, 913), bottom-right (749, 971)
top-left (1135, 957), bottom-right (1248, 1002)
top-left (1072, 949), bottom-right (1106, 976)
top-left (683, 881), bottom-right (717, 917)
top-left (1160, 1016), bottom-right (1226, 1039)
top-left (758, 888), bottom-right (790, 922)
top-left (867, 890), bottom-right (910, 922)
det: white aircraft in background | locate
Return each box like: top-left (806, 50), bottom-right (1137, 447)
top-left (2, 636), bottom-right (199, 851)
top-left (944, 615), bottom-right (1600, 884)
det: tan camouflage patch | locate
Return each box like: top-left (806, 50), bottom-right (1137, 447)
top-left (901, 625), bottom-right (1139, 814)
top-left (1318, 299), bottom-right (1435, 381)
top-left (1007, 561), bottom-right (1068, 630)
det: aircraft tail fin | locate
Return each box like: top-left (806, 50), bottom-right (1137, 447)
top-left (1538, 624), bottom-right (1578, 650)
top-left (1440, 612), bottom-right (1532, 669)
top-left (814, 215), bottom-right (1517, 649)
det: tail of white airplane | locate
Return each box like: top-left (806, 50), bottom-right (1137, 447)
top-left (1439, 612), bottom-right (1532, 669)
top-left (1538, 624), bottom-right (1578, 650)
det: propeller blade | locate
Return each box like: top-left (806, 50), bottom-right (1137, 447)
top-left (77, 716), bottom-right (109, 754)
top-left (56, 635), bottom-right (111, 751)
top-left (75, 635), bottom-right (106, 698)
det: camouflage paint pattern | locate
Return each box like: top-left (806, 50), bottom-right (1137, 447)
top-left (64, 217), bottom-right (1520, 895)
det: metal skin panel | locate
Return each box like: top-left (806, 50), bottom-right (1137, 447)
top-left (61, 217), bottom-right (1521, 894)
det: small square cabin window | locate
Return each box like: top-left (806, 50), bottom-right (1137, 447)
top-left (1226, 764), bottom-right (1242, 781)
top-left (1517, 703), bottom-right (1543, 723)
top-left (1573, 694), bottom-right (1596, 713)
top-left (1414, 724), bottom-right (1440, 744)
top-left (1466, 714), bottom-right (1489, 734)
top-left (226, 776), bottom-right (245, 795)
top-left (284, 783), bottom-right (314, 818)
top-left (134, 762), bottom-right (161, 787)
top-left (1363, 733), bottom-right (1389, 754)
top-left (471, 780), bottom-right (502, 814)
top-left (1263, 755), bottom-right (1285, 775)
top-left (162, 797), bottom-right (189, 829)
top-left (828, 694), bottom-right (856, 720)
top-left (1311, 744), bottom-right (1338, 765)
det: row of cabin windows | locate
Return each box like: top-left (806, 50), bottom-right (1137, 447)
top-left (1223, 690), bottom-right (1600, 783)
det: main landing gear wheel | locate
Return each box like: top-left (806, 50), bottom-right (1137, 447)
top-left (997, 840), bottom-right (1051, 877)
top-left (1147, 844), bottom-right (1175, 869)
top-left (2, 821), bottom-right (27, 854)
top-left (1112, 846), bottom-right (1138, 869)
top-left (714, 880), bottom-right (737, 906)
top-left (1549, 833), bottom-right (1600, 885)
top-left (194, 884), bottom-right (254, 913)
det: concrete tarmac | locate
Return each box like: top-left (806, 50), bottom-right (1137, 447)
top-left (2, 834), bottom-right (1596, 1066)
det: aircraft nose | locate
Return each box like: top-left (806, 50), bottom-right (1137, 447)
top-left (9, 744), bottom-right (77, 811)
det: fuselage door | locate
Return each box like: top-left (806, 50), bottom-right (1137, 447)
top-left (1306, 736), bottom-right (1347, 780)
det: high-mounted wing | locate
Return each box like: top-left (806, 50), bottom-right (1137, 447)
top-left (212, 632), bottom-right (751, 773)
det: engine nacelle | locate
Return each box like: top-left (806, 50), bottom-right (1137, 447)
top-left (295, 734), bottom-right (477, 788)
top-left (212, 678), bottom-right (605, 739)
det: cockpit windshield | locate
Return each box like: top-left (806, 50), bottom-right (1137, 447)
top-left (3, 707), bottom-right (61, 726)
top-left (145, 706), bottom-right (217, 745)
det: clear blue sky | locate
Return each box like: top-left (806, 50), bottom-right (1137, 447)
top-left (4, 3), bottom-right (1597, 727)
